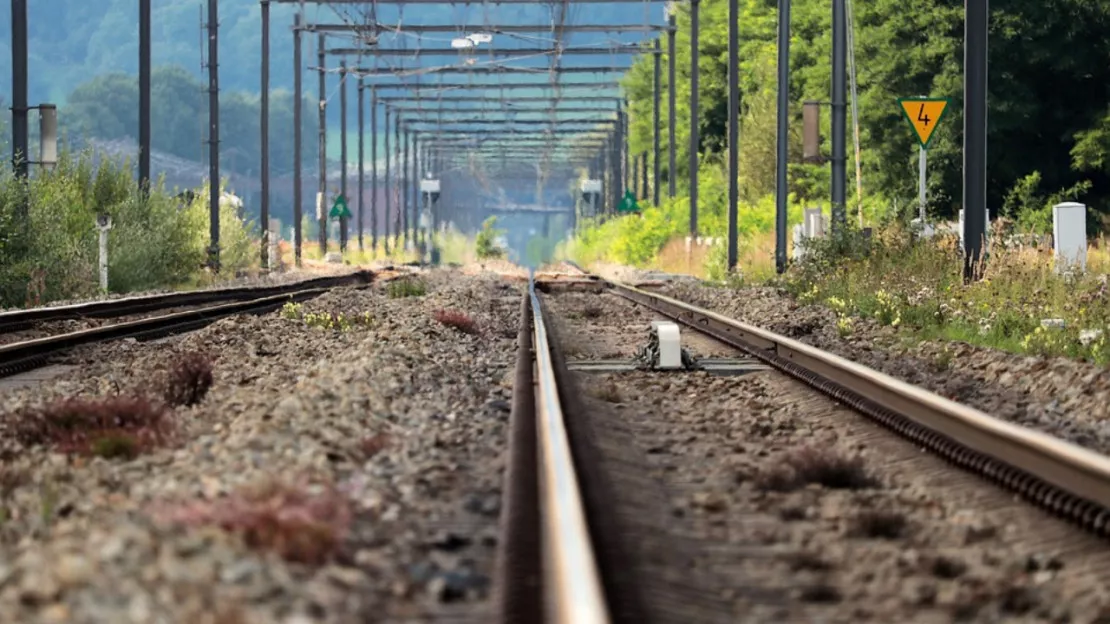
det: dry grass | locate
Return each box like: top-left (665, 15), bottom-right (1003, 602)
top-left (152, 478), bottom-right (352, 565)
top-left (754, 446), bottom-right (877, 492)
top-left (849, 510), bottom-right (909, 539)
top-left (590, 381), bottom-right (623, 404)
top-left (164, 352), bottom-right (214, 407)
top-left (434, 310), bottom-right (479, 335)
top-left (359, 433), bottom-right (390, 459)
top-left (10, 396), bottom-right (175, 458)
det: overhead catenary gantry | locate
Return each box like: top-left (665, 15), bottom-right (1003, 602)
top-left (262, 1), bottom-right (676, 265)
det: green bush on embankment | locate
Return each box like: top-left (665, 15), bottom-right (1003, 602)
top-left (0, 151), bottom-right (255, 308)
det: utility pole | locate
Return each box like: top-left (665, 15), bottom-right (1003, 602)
top-left (292, 12), bottom-right (303, 266)
top-left (207, 0), bottom-right (220, 271)
top-left (259, 0), bottom-right (270, 268)
top-left (139, 0), bottom-right (152, 195)
top-left (11, 0), bottom-right (28, 187)
top-left (964, 0), bottom-right (988, 280)
top-left (727, 0), bottom-right (739, 271)
top-left (384, 106), bottom-right (392, 253)
top-left (831, 0), bottom-right (847, 232)
top-left (357, 77), bottom-right (365, 251)
top-left (641, 151), bottom-right (648, 199)
top-left (339, 60), bottom-right (348, 252)
top-left (371, 87), bottom-right (379, 253)
top-left (317, 33), bottom-right (327, 254)
top-left (667, 10), bottom-right (677, 199)
top-left (775, 0), bottom-right (790, 274)
top-left (689, 0), bottom-right (700, 238)
top-left (410, 131), bottom-right (417, 243)
top-left (622, 103), bottom-right (630, 193)
top-left (394, 114), bottom-right (402, 248)
top-left (653, 39), bottom-right (661, 206)
top-left (402, 125), bottom-right (410, 248)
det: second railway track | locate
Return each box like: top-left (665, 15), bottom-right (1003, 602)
top-left (502, 267), bottom-right (1110, 622)
top-left (0, 270), bottom-right (375, 377)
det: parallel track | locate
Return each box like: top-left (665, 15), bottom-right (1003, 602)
top-left (498, 266), bottom-right (1110, 623)
top-left (0, 271), bottom-right (374, 378)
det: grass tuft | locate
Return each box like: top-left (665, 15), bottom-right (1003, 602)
top-left (388, 278), bottom-right (427, 299)
top-left (152, 478), bottom-right (352, 565)
top-left (434, 310), bottom-right (479, 335)
top-left (10, 396), bottom-right (174, 458)
top-left (164, 352), bottom-right (214, 407)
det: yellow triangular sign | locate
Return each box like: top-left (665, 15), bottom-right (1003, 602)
top-left (898, 98), bottom-right (949, 149)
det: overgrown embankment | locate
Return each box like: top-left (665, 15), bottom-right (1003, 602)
top-left (0, 152), bottom-right (254, 308)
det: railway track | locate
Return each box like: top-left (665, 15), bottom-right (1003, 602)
top-left (0, 270), bottom-right (374, 377)
top-left (502, 266), bottom-right (1110, 622)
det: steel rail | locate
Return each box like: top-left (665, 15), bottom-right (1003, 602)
top-left (606, 279), bottom-right (1110, 535)
top-left (0, 277), bottom-right (373, 378)
top-left (0, 272), bottom-right (373, 333)
top-left (529, 276), bottom-right (610, 624)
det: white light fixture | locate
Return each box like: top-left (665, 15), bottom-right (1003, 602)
top-left (468, 33), bottom-right (493, 44)
top-left (451, 37), bottom-right (476, 49)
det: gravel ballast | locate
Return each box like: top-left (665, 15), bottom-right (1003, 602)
top-left (546, 288), bottom-right (1110, 622)
top-left (0, 268), bottom-right (519, 622)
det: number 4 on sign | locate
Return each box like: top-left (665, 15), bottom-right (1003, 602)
top-left (898, 98), bottom-right (949, 149)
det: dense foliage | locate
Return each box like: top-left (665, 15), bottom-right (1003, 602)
top-left (0, 152), bottom-right (254, 308)
top-left (621, 0), bottom-right (1110, 224)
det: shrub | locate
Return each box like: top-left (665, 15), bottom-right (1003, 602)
top-left (152, 478), bottom-right (352, 564)
top-left (475, 216), bottom-right (505, 259)
top-left (387, 278), bottom-right (427, 298)
top-left (9, 396), bottom-right (174, 458)
top-left (164, 352), bottom-right (214, 407)
top-left (433, 310), bottom-right (478, 334)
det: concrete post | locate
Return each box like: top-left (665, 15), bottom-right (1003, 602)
top-left (1053, 202), bottom-right (1087, 273)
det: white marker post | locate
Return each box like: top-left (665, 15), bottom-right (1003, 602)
top-left (96, 214), bottom-right (112, 292)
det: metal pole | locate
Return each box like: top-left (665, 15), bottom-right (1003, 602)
top-left (727, 0), bottom-right (739, 272)
top-left (918, 146), bottom-right (927, 222)
top-left (139, 0), bottom-right (152, 194)
top-left (259, 0), bottom-right (270, 268)
top-left (339, 60), bottom-right (348, 252)
top-left (317, 33), bottom-right (328, 254)
top-left (667, 11), bottom-right (677, 199)
top-left (831, 0), bottom-right (847, 232)
top-left (775, 0), bottom-right (790, 274)
top-left (293, 13), bottom-right (302, 266)
top-left (411, 131), bottom-right (418, 244)
top-left (357, 78), bottom-right (365, 251)
top-left (653, 39), bottom-right (661, 206)
top-left (11, 0), bottom-right (28, 184)
top-left (964, 0), bottom-right (988, 280)
top-left (689, 0), bottom-right (700, 238)
top-left (384, 106), bottom-right (392, 253)
top-left (395, 116), bottom-right (402, 248)
top-left (371, 88), bottom-right (379, 253)
top-left (641, 151), bottom-right (648, 199)
top-left (207, 0), bottom-right (220, 271)
top-left (622, 104), bottom-right (630, 193)
top-left (403, 127), bottom-right (410, 248)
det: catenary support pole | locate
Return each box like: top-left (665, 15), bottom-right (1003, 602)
top-left (339, 60), bottom-right (348, 251)
top-left (831, 0), bottom-right (847, 231)
top-left (357, 78), bottom-right (365, 250)
top-left (371, 87), bottom-right (379, 253)
top-left (259, 0), bottom-right (270, 268)
top-left (384, 106), bottom-right (392, 253)
top-left (292, 13), bottom-right (303, 266)
top-left (317, 33), bottom-right (328, 254)
top-left (11, 0), bottom-right (28, 187)
top-left (727, 0), bottom-right (739, 272)
top-left (964, 0), bottom-right (988, 280)
top-left (667, 10), bottom-right (677, 199)
top-left (395, 116), bottom-right (402, 247)
top-left (207, 0), bottom-right (220, 271)
top-left (139, 0), bottom-right (152, 194)
top-left (403, 126), bottom-right (410, 248)
top-left (689, 0), bottom-right (700, 238)
top-left (775, 0), bottom-right (790, 274)
top-left (653, 39), bottom-right (662, 206)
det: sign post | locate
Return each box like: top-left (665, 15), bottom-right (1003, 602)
top-left (898, 97), bottom-right (949, 223)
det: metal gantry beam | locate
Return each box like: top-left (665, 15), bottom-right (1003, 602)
top-left (345, 66), bottom-right (631, 76)
top-left (389, 106), bottom-right (621, 114)
top-left (379, 95), bottom-right (622, 103)
top-left (370, 82), bottom-right (622, 91)
top-left (305, 23), bottom-right (671, 34)
top-left (276, 0), bottom-right (668, 3)
top-left (327, 45), bottom-right (648, 57)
